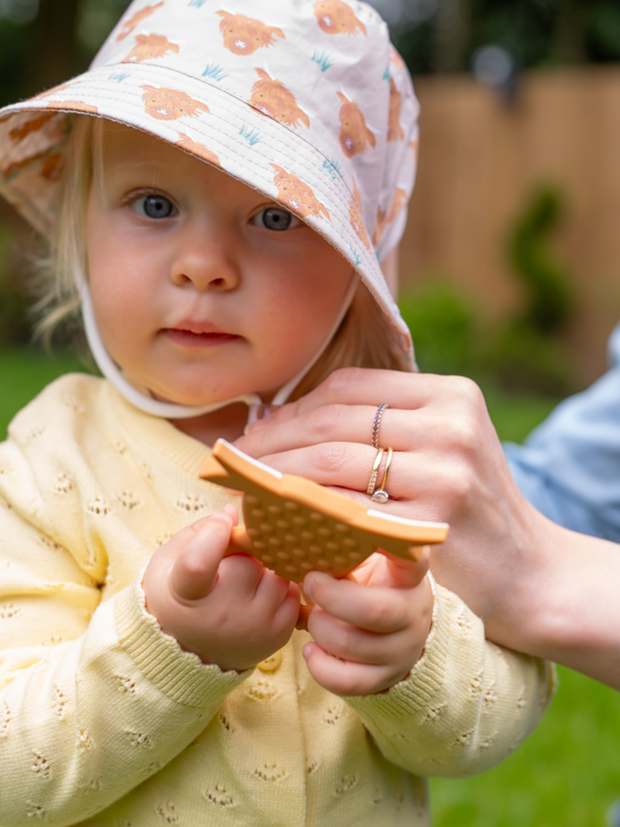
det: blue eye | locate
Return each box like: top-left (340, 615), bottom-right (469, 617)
top-left (133, 194), bottom-right (175, 219)
top-left (253, 207), bottom-right (299, 231)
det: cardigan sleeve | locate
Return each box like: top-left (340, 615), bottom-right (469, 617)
top-left (0, 470), bottom-right (248, 826)
top-left (344, 578), bottom-right (554, 779)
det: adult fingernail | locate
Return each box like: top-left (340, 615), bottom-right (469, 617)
top-left (302, 644), bottom-right (313, 660)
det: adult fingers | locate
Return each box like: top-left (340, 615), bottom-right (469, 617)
top-left (250, 440), bottom-right (464, 507)
top-left (245, 368), bottom-right (483, 430)
top-left (237, 403), bottom-right (441, 459)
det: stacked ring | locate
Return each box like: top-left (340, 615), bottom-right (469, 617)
top-left (371, 403), bottom-right (389, 449)
top-left (367, 404), bottom-right (393, 503)
top-left (366, 448), bottom-right (384, 496)
top-left (370, 447), bottom-right (393, 504)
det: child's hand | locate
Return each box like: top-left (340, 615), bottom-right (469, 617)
top-left (302, 548), bottom-right (433, 696)
top-left (143, 505), bottom-right (300, 672)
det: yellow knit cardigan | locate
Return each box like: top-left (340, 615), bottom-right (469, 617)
top-left (0, 375), bottom-right (554, 826)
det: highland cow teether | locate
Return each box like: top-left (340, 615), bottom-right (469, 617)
top-left (199, 440), bottom-right (449, 583)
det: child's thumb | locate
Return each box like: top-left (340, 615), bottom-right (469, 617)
top-left (382, 545), bottom-right (431, 589)
top-left (169, 510), bottom-right (236, 602)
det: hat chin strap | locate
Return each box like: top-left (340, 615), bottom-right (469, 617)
top-left (78, 273), bottom-right (358, 423)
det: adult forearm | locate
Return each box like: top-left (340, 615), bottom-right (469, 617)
top-left (436, 509), bottom-right (620, 689)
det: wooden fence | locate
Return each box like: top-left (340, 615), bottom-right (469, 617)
top-left (400, 65), bottom-right (620, 386)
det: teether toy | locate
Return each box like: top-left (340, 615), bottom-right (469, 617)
top-left (199, 439), bottom-right (449, 583)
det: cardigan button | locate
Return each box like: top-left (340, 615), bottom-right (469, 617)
top-left (257, 651), bottom-right (283, 672)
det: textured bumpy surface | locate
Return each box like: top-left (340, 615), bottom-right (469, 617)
top-left (199, 440), bottom-right (449, 583)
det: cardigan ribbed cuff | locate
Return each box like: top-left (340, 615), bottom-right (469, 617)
top-left (345, 576), bottom-right (470, 721)
top-left (114, 570), bottom-right (250, 708)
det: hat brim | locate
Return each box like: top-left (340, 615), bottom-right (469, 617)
top-left (0, 62), bottom-right (412, 358)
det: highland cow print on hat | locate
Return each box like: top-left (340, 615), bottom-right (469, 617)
top-left (314, 0), bottom-right (367, 35)
top-left (217, 10), bottom-right (285, 55)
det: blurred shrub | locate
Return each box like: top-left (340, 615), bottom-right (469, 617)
top-left (400, 184), bottom-right (575, 395)
top-left (483, 184), bottom-right (574, 394)
top-left (399, 280), bottom-right (478, 375)
top-left (507, 185), bottom-right (572, 334)
top-left (400, 278), bottom-right (574, 394)
top-left (479, 323), bottom-right (573, 395)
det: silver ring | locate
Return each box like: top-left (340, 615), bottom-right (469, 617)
top-left (371, 403), bottom-right (389, 449)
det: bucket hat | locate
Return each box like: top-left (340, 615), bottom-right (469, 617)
top-left (0, 0), bottom-right (419, 414)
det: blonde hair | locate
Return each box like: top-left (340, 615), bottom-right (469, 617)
top-left (35, 116), bottom-right (95, 344)
top-left (37, 116), bottom-right (413, 392)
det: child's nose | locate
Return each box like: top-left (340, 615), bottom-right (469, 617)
top-left (170, 229), bottom-right (240, 292)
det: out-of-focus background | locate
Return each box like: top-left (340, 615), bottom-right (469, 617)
top-left (1, 1), bottom-right (620, 824)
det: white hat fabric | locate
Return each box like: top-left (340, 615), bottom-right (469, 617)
top-left (0, 0), bottom-right (419, 360)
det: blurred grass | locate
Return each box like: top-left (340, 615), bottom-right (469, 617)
top-left (1, 346), bottom-right (619, 825)
top-left (431, 665), bottom-right (620, 826)
top-left (0, 345), bottom-right (93, 438)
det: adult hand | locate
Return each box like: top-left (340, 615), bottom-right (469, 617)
top-left (236, 367), bottom-right (538, 633)
top-left (235, 367), bottom-right (620, 689)
top-left (143, 505), bottom-right (300, 672)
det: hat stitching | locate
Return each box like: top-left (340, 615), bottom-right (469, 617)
top-left (21, 70), bottom-right (372, 237)
top-left (111, 59), bottom-right (378, 208)
top-left (32, 64), bottom-right (369, 218)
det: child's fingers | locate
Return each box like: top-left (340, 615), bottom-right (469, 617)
top-left (302, 641), bottom-right (406, 697)
top-left (307, 606), bottom-right (403, 666)
top-left (169, 511), bottom-right (236, 602)
top-left (351, 549), bottom-right (430, 590)
top-left (220, 556), bottom-right (300, 623)
top-left (303, 571), bottom-right (415, 633)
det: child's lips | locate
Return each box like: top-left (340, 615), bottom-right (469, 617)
top-left (164, 327), bottom-right (241, 347)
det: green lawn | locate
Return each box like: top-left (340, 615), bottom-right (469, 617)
top-left (0, 345), bottom-right (94, 438)
top-left (1, 347), bottom-right (618, 826)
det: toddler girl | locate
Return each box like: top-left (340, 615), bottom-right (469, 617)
top-left (0, 1), bottom-right (552, 824)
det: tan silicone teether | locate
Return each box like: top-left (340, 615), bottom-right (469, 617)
top-left (199, 440), bottom-right (449, 584)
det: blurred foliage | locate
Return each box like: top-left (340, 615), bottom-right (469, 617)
top-left (479, 184), bottom-right (574, 394)
top-left (0, 0), bottom-right (132, 346)
top-left (400, 183), bottom-right (575, 395)
top-left (508, 185), bottom-right (572, 334)
top-left (0, 0), bottom-right (132, 107)
top-left (400, 278), bottom-right (575, 395)
top-left (0, 223), bottom-right (31, 345)
top-left (399, 281), bottom-right (478, 376)
top-left (381, 0), bottom-right (620, 75)
top-left (0, 0), bottom-right (619, 108)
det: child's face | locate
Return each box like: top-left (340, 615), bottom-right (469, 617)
top-left (86, 123), bottom-right (354, 407)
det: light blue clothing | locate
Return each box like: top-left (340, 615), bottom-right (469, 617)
top-left (505, 322), bottom-right (620, 542)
